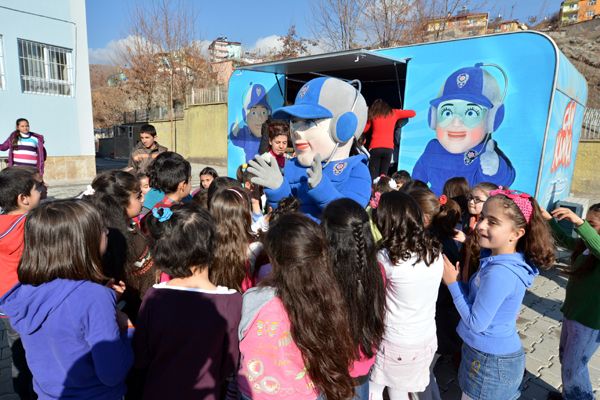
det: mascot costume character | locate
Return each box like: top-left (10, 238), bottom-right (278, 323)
top-left (412, 63), bottom-right (515, 195)
top-left (230, 83), bottom-right (271, 162)
top-left (247, 77), bottom-right (371, 220)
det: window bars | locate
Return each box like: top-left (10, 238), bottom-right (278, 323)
top-left (18, 38), bottom-right (73, 96)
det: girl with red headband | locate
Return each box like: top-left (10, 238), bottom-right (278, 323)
top-left (442, 188), bottom-right (555, 400)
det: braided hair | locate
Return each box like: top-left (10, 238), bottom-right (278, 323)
top-left (322, 198), bottom-right (386, 359)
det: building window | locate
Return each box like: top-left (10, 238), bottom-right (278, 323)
top-left (0, 35), bottom-right (5, 90)
top-left (18, 39), bottom-right (73, 96)
top-left (586, 10), bottom-right (595, 17)
top-left (589, 0), bottom-right (596, 5)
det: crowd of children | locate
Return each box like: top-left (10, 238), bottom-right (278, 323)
top-left (0, 137), bottom-right (599, 400)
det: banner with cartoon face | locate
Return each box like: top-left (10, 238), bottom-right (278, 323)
top-left (375, 32), bottom-right (587, 202)
top-left (228, 70), bottom-right (285, 177)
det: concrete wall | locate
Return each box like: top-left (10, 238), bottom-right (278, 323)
top-left (150, 102), bottom-right (228, 166)
top-left (0, 1), bottom-right (96, 182)
top-left (572, 141), bottom-right (600, 195)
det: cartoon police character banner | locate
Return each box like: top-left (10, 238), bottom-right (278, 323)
top-left (537, 52), bottom-right (587, 209)
top-left (228, 70), bottom-right (285, 177)
top-left (377, 32), bottom-right (587, 203)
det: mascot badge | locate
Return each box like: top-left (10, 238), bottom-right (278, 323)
top-left (248, 77), bottom-right (371, 220)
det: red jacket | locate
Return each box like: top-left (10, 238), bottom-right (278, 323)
top-left (0, 214), bottom-right (27, 296)
top-left (364, 109), bottom-right (416, 150)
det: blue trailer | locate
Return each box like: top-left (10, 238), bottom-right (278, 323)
top-left (227, 31), bottom-right (587, 208)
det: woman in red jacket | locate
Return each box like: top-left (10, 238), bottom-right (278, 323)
top-left (364, 100), bottom-right (415, 180)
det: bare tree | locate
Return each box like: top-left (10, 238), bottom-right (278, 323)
top-left (118, 0), bottom-right (212, 112)
top-left (310, 0), bottom-right (365, 51)
top-left (267, 25), bottom-right (318, 61)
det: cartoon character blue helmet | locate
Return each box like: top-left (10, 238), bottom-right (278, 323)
top-left (242, 84), bottom-right (271, 122)
top-left (429, 63), bottom-right (506, 133)
top-left (273, 77), bottom-right (368, 144)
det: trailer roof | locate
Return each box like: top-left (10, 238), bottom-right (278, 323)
top-left (238, 49), bottom-right (406, 82)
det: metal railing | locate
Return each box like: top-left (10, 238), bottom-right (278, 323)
top-left (186, 86), bottom-right (228, 105)
top-left (123, 106), bottom-right (184, 124)
top-left (582, 108), bottom-right (600, 141)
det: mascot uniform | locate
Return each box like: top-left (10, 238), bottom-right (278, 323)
top-left (248, 77), bottom-right (371, 220)
top-left (412, 63), bottom-right (516, 195)
top-left (230, 84), bottom-right (271, 162)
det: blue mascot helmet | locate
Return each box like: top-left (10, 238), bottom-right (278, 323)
top-left (242, 83), bottom-right (271, 122)
top-left (428, 63), bottom-right (506, 134)
top-left (272, 77), bottom-right (368, 145)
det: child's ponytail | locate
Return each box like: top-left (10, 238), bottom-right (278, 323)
top-left (522, 200), bottom-right (556, 268)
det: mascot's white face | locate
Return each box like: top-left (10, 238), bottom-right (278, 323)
top-left (291, 118), bottom-right (335, 167)
top-left (436, 100), bottom-right (488, 154)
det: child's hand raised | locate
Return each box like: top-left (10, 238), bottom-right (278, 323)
top-left (551, 207), bottom-right (584, 227)
top-left (442, 255), bottom-right (460, 285)
top-left (453, 229), bottom-right (466, 243)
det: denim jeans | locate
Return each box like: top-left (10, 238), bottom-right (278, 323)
top-left (458, 343), bottom-right (524, 400)
top-left (559, 318), bottom-right (600, 400)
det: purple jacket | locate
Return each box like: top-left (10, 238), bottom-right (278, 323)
top-left (0, 131), bottom-right (47, 175)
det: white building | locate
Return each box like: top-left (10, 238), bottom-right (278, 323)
top-left (0, 0), bottom-right (95, 181)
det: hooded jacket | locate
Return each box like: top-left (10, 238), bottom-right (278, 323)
top-left (0, 214), bottom-right (27, 297)
top-left (0, 279), bottom-right (133, 400)
top-left (448, 251), bottom-right (539, 355)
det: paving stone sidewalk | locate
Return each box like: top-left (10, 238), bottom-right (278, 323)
top-left (433, 266), bottom-right (600, 399)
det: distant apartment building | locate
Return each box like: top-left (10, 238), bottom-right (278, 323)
top-left (426, 12), bottom-right (489, 40)
top-left (561, 0), bottom-right (600, 24)
top-left (487, 19), bottom-right (528, 33)
top-left (208, 37), bottom-right (242, 63)
top-left (0, 0), bottom-right (96, 181)
top-left (578, 0), bottom-right (600, 21)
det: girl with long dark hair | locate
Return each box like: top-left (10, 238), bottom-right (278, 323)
top-left (86, 170), bottom-right (154, 321)
top-left (238, 213), bottom-right (355, 400)
top-left (209, 186), bottom-right (262, 292)
top-left (322, 198), bottom-right (386, 399)
top-left (370, 191), bottom-right (443, 400)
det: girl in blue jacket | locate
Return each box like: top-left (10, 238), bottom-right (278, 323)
top-left (442, 188), bottom-right (555, 400)
top-left (0, 200), bottom-right (133, 400)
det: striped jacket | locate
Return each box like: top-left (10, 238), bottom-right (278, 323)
top-left (0, 131), bottom-right (46, 175)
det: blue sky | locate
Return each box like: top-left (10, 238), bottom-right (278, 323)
top-left (86, 0), bottom-right (564, 64)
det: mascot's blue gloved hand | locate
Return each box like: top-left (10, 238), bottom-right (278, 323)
top-left (248, 155), bottom-right (283, 190)
top-left (307, 154), bottom-right (323, 189)
top-left (480, 139), bottom-right (500, 176)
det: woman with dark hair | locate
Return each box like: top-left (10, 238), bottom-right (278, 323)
top-left (86, 170), bottom-right (155, 321)
top-left (238, 213), bottom-right (355, 400)
top-left (260, 120), bottom-right (290, 170)
top-left (370, 191), bottom-right (443, 400)
top-left (322, 198), bottom-right (386, 399)
top-left (364, 99), bottom-right (415, 179)
top-left (0, 118), bottom-right (47, 175)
